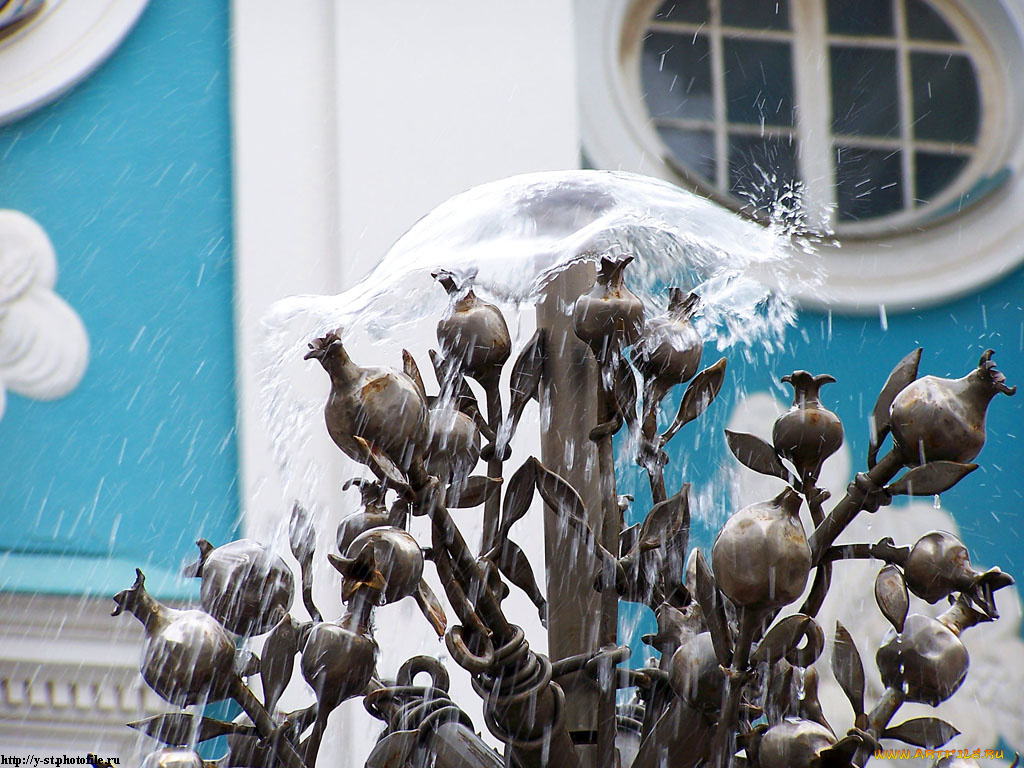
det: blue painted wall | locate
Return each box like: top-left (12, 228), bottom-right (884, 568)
top-left (0, 2), bottom-right (237, 596)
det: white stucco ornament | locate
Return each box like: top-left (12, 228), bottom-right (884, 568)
top-left (0, 209), bottom-right (89, 419)
top-left (727, 392), bottom-right (1024, 768)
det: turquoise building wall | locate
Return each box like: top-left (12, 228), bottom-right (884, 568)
top-left (0, 1), bottom-right (237, 598)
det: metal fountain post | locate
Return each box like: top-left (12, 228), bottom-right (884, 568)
top-left (536, 263), bottom-right (604, 767)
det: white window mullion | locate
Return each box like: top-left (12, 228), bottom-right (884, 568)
top-left (894, 0), bottom-right (916, 208)
top-left (709, 0), bottom-right (729, 191)
top-left (791, 0), bottom-right (836, 230)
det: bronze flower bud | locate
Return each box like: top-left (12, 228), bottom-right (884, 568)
top-left (757, 719), bottom-right (837, 768)
top-left (336, 510), bottom-right (390, 555)
top-left (712, 488), bottom-right (811, 610)
top-left (889, 349), bottom-right (1015, 465)
top-left (330, 526), bottom-right (424, 605)
top-left (305, 329), bottom-right (429, 471)
top-left (425, 406), bottom-right (481, 483)
top-left (876, 613), bottom-right (969, 705)
top-left (904, 531), bottom-right (983, 604)
top-left (572, 256), bottom-right (645, 358)
top-left (300, 621), bottom-right (378, 713)
top-left (668, 632), bottom-right (724, 712)
top-left (184, 538), bottom-right (294, 637)
top-left (337, 478), bottom-right (390, 554)
top-left (434, 270), bottom-right (511, 384)
top-left (633, 288), bottom-right (702, 384)
top-left (772, 371), bottom-right (844, 485)
top-left (112, 570), bottom-right (236, 706)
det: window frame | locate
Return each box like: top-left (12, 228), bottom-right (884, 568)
top-left (626, 0), bottom-right (1003, 236)
top-left (578, 0), bottom-right (1024, 311)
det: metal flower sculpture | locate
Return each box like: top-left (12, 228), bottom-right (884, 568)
top-left (115, 260), bottom-right (1018, 768)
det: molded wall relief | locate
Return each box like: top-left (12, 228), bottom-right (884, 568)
top-left (0, 210), bottom-right (88, 419)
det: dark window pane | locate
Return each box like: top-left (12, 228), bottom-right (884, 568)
top-left (914, 151), bottom-right (968, 203)
top-left (827, 0), bottom-right (893, 35)
top-left (906, 0), bottom-right (958, 41)
top-left (721, 0), bottom-right (789, 30)
top-left (642, 32), bottom-right (714, 120)
top-left (830, 46), bottom-right (899, 136)
top-left (653, 0), bottom-right (708, 23)
top-left (911, 52), bottom-right (979, 143)
top-left (835, 145), bottom-right (904, 220)
top-left (728, 134), bottom-right (798, 211)
top-left (724, 39), bottom-right (794, 126)
top-left (657, 125), bottom-right (717, 181)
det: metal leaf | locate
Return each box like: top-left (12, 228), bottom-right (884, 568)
top-left (448, 475), bottom-right (502, 508)
top-left (632, 699), bottom-right (712, 768)
top-left (402, 349), bottom-right (427, 401)
top-left (751, 614), bottom-right (813, 667)
top-left (869, 348), bottom-right (922, 468)
top-left (414, 579), bottom-right (448, 637)
top-left (497, 539), bottom-right (548, 623)
top-left (874, 564), bottom-right (909, 634)
top-left (534, 459), bottom-right (608, 559)
top-left (818, 734), bottom-right (862, 766)
top-left (501, 329), bottom-right (546, 450)
top-left (128, 712), bottom-right (253, 746)
top-left (288, 502), bottom-right (315, 566)
top-left (661, 357), bottom-right (727, 446)
top-left (882, 718), bottom-right (960, 749)
top-left (724, 430), bottom-right (794, 484)
top-left (831, 622), bottom-right (866, 719)
top-left (694, 549), bottom-right (732, 666)
top-left (533, 460), bottom-right (588, 532)
top-left (354, 436), bottom-right (411, 491)
top-left (637, 486), bottom-right (690, 553)
top-left (498, 457), bottom-right (537, 539)
top-left (261, 613), bottom-right (301, 713)
top-left (886, 461), bottom-right (978, 496)
top-left (799, 562), bottom-right (832, 620)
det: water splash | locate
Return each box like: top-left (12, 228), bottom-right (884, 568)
top-left (267, 170), bottom-right (819, 347)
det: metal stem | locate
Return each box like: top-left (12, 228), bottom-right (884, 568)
top-left (853, 687), bottom-right (905, 766)
top-left (230, 675), bottom-right (307, 768)
top-left (711, 607), bottom-right (760, 768)
top-left (483, 386), bottom-right (503, 554)
top-left (648, 462), bottom-right (668, 506)
top-left (431, 501), bottom-right (513, 643)
top-left (799, 488), bottom-right (832, 618)
top-left (636, 441), bottom-right (672, 743)
top-left (809, 451), bottom-right (903, 564)
top-left (596, 375), bottom-right (621, 768)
